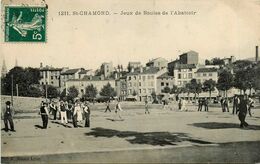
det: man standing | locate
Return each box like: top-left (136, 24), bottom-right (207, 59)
top-left (104, 100), bottom-right (111, 112)
top-left (2, 101), bottom-right (15, 132)
top-left (224, 98), bottom-right (229, 112)
top-left (60, 101), bottom-right (68, 124)
top-left (198, 98), bottom-right (203, 112)
top-left (40, 102), bottom-right (49, 129)
top-left (204, 98), bottom-right (209, 112)
top-left (232, 95), bottom-right (240, 115)
top-left (238, 94), bottom-right (249, 128)
top-left (145, 99), bottom-right (150, 114)
top-left (84, 102), bottom-right (90, 127)
top-left (49, 101), bottom-right (56, 120)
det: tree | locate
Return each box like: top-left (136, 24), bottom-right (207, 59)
top-left (60, 88), bottom-right (66, 100)
top-left (211, 58), bottom-right (225, 65)
top-left (170, 85), bottom-right (178, 94)
top-left (84, 84), bottom-right (97, 101)
top-left (203, 79), bottom-right (216, 100)
top-left (67, 86), bottom-right (79, 101)
top-left (162, 86), bottom-right (171, 93)
top-left (100, 83), bottom-right (116, 98)
top-left (205, 59), bottom-right (211, 65)
top-left (1, 66), bottom-right (41, 97)
top-left (189, 79), bottom-right (202, 100)
top-left (44, 85), bottom-right (59, 99)
top-left (217, 70), bottom-right (233, 97)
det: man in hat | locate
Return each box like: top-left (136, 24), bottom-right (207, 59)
top-left (40, 102), bottom-right (49, 129)
top-left (238, 94), bottom-right (249, 128)
top-left (2, 101), bottom-right (15, 132)
top-left (84, 102), bottom-right (91, 127)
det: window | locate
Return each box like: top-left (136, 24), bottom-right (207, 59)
top-left (139, 89), bottom-right (141, 94)
top-left (183, 74), bottom-right (187, 79)
top-left (188, 73), bottom-right (192, 78)
top-left (128, 76), bottom-right (131, 80)
top-left (51, 81), bottom-right (54, 84)
top-left (178, 81), bottom-right (182, 85)
top-left (189, 68), bottom-right (192, 71)
top-left (178, 74), bottom-right (181, 79)
top-left (81, 89), bottom-right (84, 93)
top-left (139, 82), bottom-right (141, 87)
top-left (128, 89), bottom-right (132, 94)
top-left (209, 73), bottom-right (212, 76)
top-left (161, 82), bottom-right (164, 86)
top-left (134, 76), bottom-right (137, 80)
top-left (203, 73), bottom-right (207, 77)
top-left (143, 89), bottom-right (146, 94)
top-left (128, 82), bottom-right (132, 87)
top-left (166, 83), bottom-right (169, 86)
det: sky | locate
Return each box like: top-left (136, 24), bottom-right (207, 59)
top-left (1, 0), bottom-right (260, 71)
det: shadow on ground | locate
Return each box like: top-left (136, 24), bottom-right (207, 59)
top-left (51, 121), bottom-right (72, 128)
top-left (85, 127), bottom-right (213, 146)
top-left (190, 122), bottom-right (260, 130)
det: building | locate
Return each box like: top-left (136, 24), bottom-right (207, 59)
top-left (128, 62), bottom-right (142, 70)
top-left (167, 59), bottom-right (180, 76)
top-left (1, 59), bottom-right (7, 77)
top-left (156, 73), bottom-right (175, 94)
top-left (195, 67), bottom-right (218, 84)
top-left (60, 68), bottom-right (85, 88)
top-left (100, 62), bottom-right (113, 78)
top-left (78, 69), bottom-right (94, 79)
top-left (115, 76), bottom-right (127, 101)
top-left (173, 64), bottom-right (197, 87)
top-left (179, 50), bottom-right (199, 65)
top-left (126, 67), bottom-right (167, 101)
top-left (222, 56), bottom-right (236, 65)
top-left (146, 57), bottom-right (168, 70)
top-left (39, 64), bottom-right (63, 87)
top-left (65, 76), bottom-right (116, 97)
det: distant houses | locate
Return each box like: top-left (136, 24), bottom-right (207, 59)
top-left (37, 50), bottom-right (244, 101)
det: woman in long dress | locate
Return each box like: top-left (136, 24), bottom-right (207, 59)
top-left (76, 102), bottom-right (83, 123)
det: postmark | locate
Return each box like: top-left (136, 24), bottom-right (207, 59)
top-left (5, 6), bottom-right (47, 42)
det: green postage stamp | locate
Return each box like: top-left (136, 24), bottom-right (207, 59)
top-left (5, 6), bottom-right (47, 42)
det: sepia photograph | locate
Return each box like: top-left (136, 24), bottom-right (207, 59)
top-left (1, 0), bottom-right (260, 163)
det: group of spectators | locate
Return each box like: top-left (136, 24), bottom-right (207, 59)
top-left (39, 99), bottom-right (91, 129)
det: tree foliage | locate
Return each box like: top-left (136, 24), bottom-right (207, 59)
top-left (100, 83), bottom-right (116, 97)
top-left (67, 86), bottom-right (79, 101)
top-left (1, 66), bottom-right (41, 97)
top-left (162, 86), bottom-right (171, 93)
top-left (217, 70), bottom-right (233, 96)
top-left (43, 85), bottom-right (60, 99)
top-left (203, 79), bottom-right (216, 99)
top-left (84, 84), bottom-right (97, 99)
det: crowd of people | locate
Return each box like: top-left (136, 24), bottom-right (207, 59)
top-left (1, 94), bottom-right (257, 132)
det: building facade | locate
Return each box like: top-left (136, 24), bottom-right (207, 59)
top-left (60, 68), bottom-right (85, 88)
top-left (156, 73), bottom-right (175, 94)
top-left (66, 76), bottom-right (116, 97)
top-left (126, 67), bottom-right (167, 101)
top-left (100, 62), bottom-right (113, 78)
top-left (39, 65), bottom-right (63, 87)
top-left (173, 64), bottom-right (197, 87)
top-left (195, 67), bottom-right (218, 84)
top-left (146, 57), bottom-right (168, 70)
top-left (179, 50), bottom-right (199, 65)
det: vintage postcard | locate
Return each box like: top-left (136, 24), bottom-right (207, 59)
top-left (1, 0), bottom-right (260, 163)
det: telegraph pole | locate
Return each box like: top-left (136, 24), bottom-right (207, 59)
top-left (16, 84), bottom-right (19, 97)
top-left (11, 74), bottom-right (14, 106)
top-left (45, 84), bottom-right (48, 101)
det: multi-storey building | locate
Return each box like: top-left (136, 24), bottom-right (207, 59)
top-left (146, 57), bottom-right (168, 70)
top-left (60, 68), bottom-right (85, 88)
top-left (173, 64), bottom-right (197, 87)
top-left (115, 76), bottom-right (127, 101)
top-left (126, 67), bottom-right (167, 101)
top-left (100, 62), bottom-right (113, 78)
top-left (195, 67), bottom-right (218, 84)
top-left (179, 50), bottom-right (199, 65)
top-left (39, 64), bottom-right (63, 87)
top-left (156, 73), bottom-right (175, 94)
top-left (65, 76), bottom-right (116, 97)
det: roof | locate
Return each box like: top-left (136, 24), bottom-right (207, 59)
top-left (67, 76), bottom-right (115, 82)
top-left (196, 67), bottom-right (218, 73)
top-left (175, 64), bottom-right (196, 69)
top-left (127, 67), bottom-right (160, 76)
top-left (78, 69), bottom-right (91, 74)
top-left (146, 57), bottom-right (168, 65)
top-left (40, 67), bottom-right (62, 71)
top-left (180, 50), bottom-right (198, 56)
top-left (157, 73), bottom-right (174, 79)
top-left (61, 68), bottom-right (81, 75)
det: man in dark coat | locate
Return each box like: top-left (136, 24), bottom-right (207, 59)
top-left (2, 101), bottom-right (15, 132)
top-left (232, 95), bottom-right (239, 115)
top-left (84, 103), bottom-right (90, 127)
top-left (204, 98), bottom-right (209, 112)
top-left (198, 98), bottom-right (203, 112)
top-left (40, 102), bottom-right (49, 129)
top-left (238, 95), bottom-right (249, 128)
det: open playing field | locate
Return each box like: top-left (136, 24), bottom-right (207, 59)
top-left (1, 101), bottom-right (260, 163)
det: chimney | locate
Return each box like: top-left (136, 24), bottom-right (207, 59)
top-left (256, 46), bottom-right (259, 62)
top-left (40, 62), bottom-right (43, 68)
